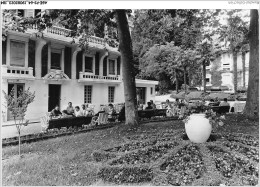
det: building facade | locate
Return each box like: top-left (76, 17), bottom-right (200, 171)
top-left (205, 52), bottom-right (249, 91)
top-left (1, 9), bottom-right (158, 121)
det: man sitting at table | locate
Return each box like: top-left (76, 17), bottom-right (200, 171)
top-left (50, 105), bottom-right (62, 118)
top-left (74, 106), bottom-right (82, 117)
top-left (108, 104), bottom-right (117, 122)
top-left (145, 102), bottom-right (153, 110)
top-left (62, 102), bottom-right (74, 116)
top-left (150, 100), bottom-right (157, 109)
top-left (220, 98), bottom-right (230, 106)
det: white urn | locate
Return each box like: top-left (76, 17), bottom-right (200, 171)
top-left (185, 113), bottom-right (212, 143)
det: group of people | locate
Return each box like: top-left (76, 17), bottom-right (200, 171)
top-left (50, 102), bottom-right (94, 119)
top-left (50, 102), bottom-right (126, 123)
top-left (208, 97), bottom-right (230, 107)
top-left (137, 100), bottom-right (156, 110)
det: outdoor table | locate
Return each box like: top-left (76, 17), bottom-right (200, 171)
top-left (48, 116), bottom-right (93, 129)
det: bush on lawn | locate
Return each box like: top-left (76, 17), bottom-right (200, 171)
top-left (98, 165), bottom-right (153, 184)
top-left (92, 150), bottom-right (117, 162)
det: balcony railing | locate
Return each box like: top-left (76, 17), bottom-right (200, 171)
top-left (79, 72), bottom-right (121, 83)
top-left (1, 65), bottom-right (34, 79)
top-left (2, 15), bottom-right (107, 46)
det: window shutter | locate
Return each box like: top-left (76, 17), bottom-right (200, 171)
top-left (76, 51), bottom-right (83, 79)
top-left (41, 44), bottom-right (48, 77)
top-left (28, 39), bottom-right (36, 76)
top-left (103, 56), bottom-right (107, 76)
top-left (26, 9), bottom-right (35, 17)
top-left (2, 41), bottom-right (6, 65)
top-left (95, 52), bottom-right (99, 75)
top-left (117, 56), bottom-right (121, 75)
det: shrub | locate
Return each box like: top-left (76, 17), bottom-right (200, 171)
top-left (92, 151), bottom-right (117, 162)
top-left (98, 165), bottom-right (153, 184)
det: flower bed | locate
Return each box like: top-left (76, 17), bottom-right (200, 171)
top-left (207, 145), bottom-right (258, 185)
top-left (109, 141), bottom-right (178, 165)
top-left (223, 141), bottom-right (259, 162)
top-left (98, 165), bottom-right (153, 184)
top-left (160, 144), bottom-right (204, 185)
top-left (105, 139), bottom-right (158, 152)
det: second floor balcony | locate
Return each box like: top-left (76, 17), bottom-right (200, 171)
top-left (2, 15), bottom-right (117, 48)
top-left (78, 72), bottom-right (121, 84)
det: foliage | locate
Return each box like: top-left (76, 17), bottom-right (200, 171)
top-left (3, 87), bottom-right (35, 157)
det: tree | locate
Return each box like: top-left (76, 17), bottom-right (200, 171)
top-left (244, 10), bottom-right (259, 118)
top-left (115, 10), bottom-right (138, 126)
top-left (217, 10), bottom-right (249, 94)
top-left (3, 88), bottom-right (35, 157)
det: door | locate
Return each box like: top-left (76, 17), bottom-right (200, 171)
top-left (136, 87), bottom-right (146, 104)
top-left (7, 83), bottom-right (25, 121)
top-left (48, 84), bottom-right (61, 112)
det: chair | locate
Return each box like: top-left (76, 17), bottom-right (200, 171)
top-left (233, 103), bottom-right (246, 113)
top-left (91, 113), bottom-right (108, 126)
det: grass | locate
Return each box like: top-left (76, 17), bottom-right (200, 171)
top-left (2, 114), bottom-right (259, 186)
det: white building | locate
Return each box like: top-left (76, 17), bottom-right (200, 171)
top-left (1, 9), bottom-right (158, 122)
top-left (205, 52), bottom-right (249, 91)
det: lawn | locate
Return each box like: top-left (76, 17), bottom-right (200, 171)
top-left (2, 114), bottom-right (259, 186)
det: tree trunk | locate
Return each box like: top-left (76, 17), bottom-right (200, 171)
top-left (244, 9), bottom-right (259, 118)
top-left (115, 10), bottom-right (139, 126)
top-left (233, 51), bottom-right (238, 94)
top-left (242, 52), bottom-right (246, 88)
top-left (184, 66), bottom-right (187, 94)
top-left (188, 68), bottom-right (192, 86)
top-left (202, 60), bottom-right (206, 93)
top-left (175, 68), bottom-right (178, 93)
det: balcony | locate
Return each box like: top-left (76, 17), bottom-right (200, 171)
top-left (1, 65), bottom-right (35, 80)
top-left (2, 15), bottom-right (108, 47)
top-left (78, 72), bottom-right (121, 84)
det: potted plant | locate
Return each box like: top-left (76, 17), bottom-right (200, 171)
top-left (181, 106), bottom-right (224, 143)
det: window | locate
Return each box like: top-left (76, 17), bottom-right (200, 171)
top-left (108, 59), bottom-right (115, 75)
top-left (108, 86), bottom-right (115, 103)
top-left (17, 9), bottom-right (24, 17)
top-left (35, 9), bottom-right (41, 18)
top-left (84, 85), bottom-right (92, 103)
top-left (85, 56), bottom-right (93, 73)
top-left (150, 87), bottom-right (153, 95)
top-left (223, 68), bottom-right (230, 71)
top-left (206, 78), bottom-right (210, 83)
top-left (10, 41), bottom-right (25, 67)
top-left (51, 52), bottom-right (61, 69)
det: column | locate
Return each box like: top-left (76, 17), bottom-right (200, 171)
top-left (48, 45), bottom-right (51, 71)
top-left (61, 48), bottom-right (65, 71)
top-left (6, 35), bottom-right (10, 66)
top-left (35, 39), bottom-right (47, 78)
top-left (71, 47), bottom-right (81, 80)
top-left (82, 53), bottom-right (85, 73)
top-left (99, 51), bottom-right (108, 76)
top-left (25, 41), bottom-right (29, 68)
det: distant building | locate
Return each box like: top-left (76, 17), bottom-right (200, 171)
top-left (205, 51), bottom-right (249, 92)
top-left (1, 9), bottom-right (158, 121)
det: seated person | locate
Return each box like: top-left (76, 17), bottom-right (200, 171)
top-left (74, 106), bottom-right (82, 117)
top-left (118, 104), bottom-right (125, 122)
top-left (50, 105), bottom-right (62, 118)
top-left (165, 99), bottom-right (173, 109)
top-left (62, 102), bottom-right (74, 116)
top-left (145, 102), bottom-right (153, 110)
top-left (138, 104), bottom-right (144, 111)
top-left (214, 97), bottom-right (221, 105)
top-left (208, 99), bottom-right (219, 106)
top-left (220, 98), bottom-right (230, 106)
top-left (150, 100), bottom-right (157, 109)
top-left (81, 104), bottom-right (87, 116)
top-left (108, 104), bottom-right (117, 122)
top-left (174, 98), bottom-right (181, 109)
